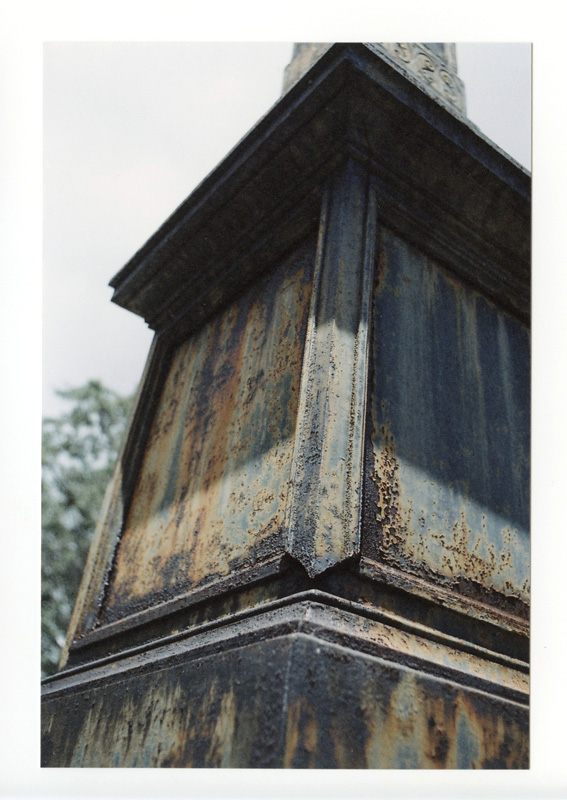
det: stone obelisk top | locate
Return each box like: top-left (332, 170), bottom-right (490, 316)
top-left (283, 43), bottom-right (466, 116)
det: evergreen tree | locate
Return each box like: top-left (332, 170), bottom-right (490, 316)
top-left (41, 380), bottom-right (133, 677)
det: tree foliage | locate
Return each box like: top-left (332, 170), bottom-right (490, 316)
top-left (42, 380), bottom-right (133, 677)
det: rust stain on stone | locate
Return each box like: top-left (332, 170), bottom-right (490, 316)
top-left (363, 226), bottom-right (529, 614)
top-left (372, 418), bottom-right (404, 552)
top-left (101, 239), bottom-right (315, 623)
top-left (283, 698), bottom-right (319, 768)
top-left (361, 669), bottom-right (527, 768)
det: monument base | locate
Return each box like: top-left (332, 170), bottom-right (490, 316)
top-left (42, 595), bottom-right (528, 768)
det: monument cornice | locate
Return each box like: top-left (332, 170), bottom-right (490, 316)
top-left (109, 43), bottom-right (530, 337)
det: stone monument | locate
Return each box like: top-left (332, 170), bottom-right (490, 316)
top-left (41, 43), bottom-right (530, 768)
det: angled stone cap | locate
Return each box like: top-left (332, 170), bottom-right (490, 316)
top-left (283, 42), bottom-right (466, 115)
top-left (109, 43), bottom-right (528, 335)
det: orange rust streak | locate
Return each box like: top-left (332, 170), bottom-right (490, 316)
top-left (103, 243), bottom-right (314, 620)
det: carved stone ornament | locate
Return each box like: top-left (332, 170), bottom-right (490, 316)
top-left (283, 42), bottom-right (466, 116)
top-left (378, 43), bottom-right (466, 113)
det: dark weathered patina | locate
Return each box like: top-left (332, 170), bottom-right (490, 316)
top-left (42, 599), bottom-right (528, 768)
top-left (363, 228), bottom-right (529, 617)
top-left (101, 238), bottom-right (315, 623)
top-left (42, 44), bottom-right (530, 768)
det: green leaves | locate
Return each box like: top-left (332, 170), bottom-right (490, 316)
top-left (41, 381), bottom-right (133, 677)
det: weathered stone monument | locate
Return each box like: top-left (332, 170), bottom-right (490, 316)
top-left (42, 43), bottom-right (530, 768)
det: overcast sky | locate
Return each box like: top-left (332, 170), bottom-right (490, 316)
top-left (42, 42), bottom-right (532, 416)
